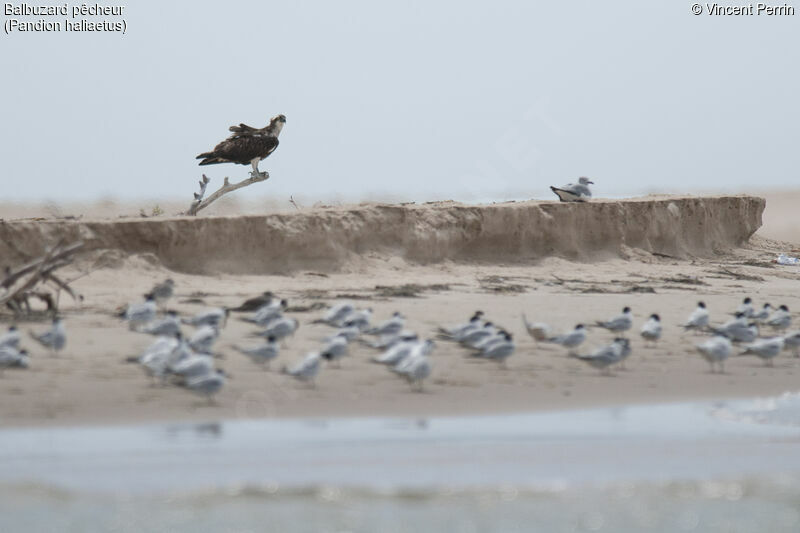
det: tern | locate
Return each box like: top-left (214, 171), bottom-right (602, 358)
top-left (314, 302), bottom-right (355, 327)
top-left (544, 324), bottom-right (587, 354)
top-left (185, 368), bottom-right (226, 404)
top-left (570, 338), bottom-right (629, 375)
top-left (683, 301), bottom-right (709, 334)
top-left (372, 338), bottom-right (423, 365)
top-left (696, 336), bottom-right (732, 373)
top-left (188, 325), bottom-right (219, 354)
top-left (595, 307), bottom-right (633, 334)
top-left (139, 311), bottom-right (181, 336)
top-left (282, 352), bottom-right (322, 386)
top-left (739, 337), bottom-right (784, 366)
top-left (182, 307), bottom-right (230, 329)
top-left (0, 347), bottom-right (29, 373)
top-left (782, 330), bottom-right (800, 357)
top-left (233, 336), bottom-right (279, 368)
top-left (734, 297), bottom-right (754, 318)
top-left (766, 305), bottom-right (791, 331)
top-left (365, 312), bottom-right (405, 337)
top-left (437, 311), bottom-right (484, 339)
top-left (320, 333), bottom-right (349, 367)
top-left (256, 317), bottom-right (299, 342)
top-left (640, 314), bottom-right (662, 347)
top-left (0, 325), bottom-right (21, 350)
top-left (120, 295), bottom-right (156, 330)
top-left (30, 317), bottom-right (66, 355)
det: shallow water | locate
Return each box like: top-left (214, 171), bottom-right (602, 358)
top-left (3, 394), bottom-right (800, 532)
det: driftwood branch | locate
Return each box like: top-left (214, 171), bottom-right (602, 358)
top-left (0, 240), bottom-right (85, 315)
top-left (186, 172), bottom-right (270, 216)
top-left (1, 241), bottom-right (85, 289)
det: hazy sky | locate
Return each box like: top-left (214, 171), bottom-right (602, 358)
top-left (2, 1), bottom-right (798, 202)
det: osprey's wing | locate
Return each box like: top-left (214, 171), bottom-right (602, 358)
top-left (229, 123), bottom-right (258, 134)
top-left (211, 136), bottom-right (279, 164)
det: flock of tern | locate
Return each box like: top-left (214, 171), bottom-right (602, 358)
top-left (1, 278), bottom-right (797, 402)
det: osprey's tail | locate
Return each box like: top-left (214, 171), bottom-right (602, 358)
top-left (197, 153), bottom-right (226, 165)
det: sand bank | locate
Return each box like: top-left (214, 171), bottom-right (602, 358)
top-left (0, 195), bottom-right (764, 274)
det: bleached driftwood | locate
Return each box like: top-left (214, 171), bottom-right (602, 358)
top-left (0, 240), bottom-right (85, 316)
top-left (186, 172), bottom-right (270, 216)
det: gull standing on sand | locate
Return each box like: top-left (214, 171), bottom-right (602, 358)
top-left (521, 315), bottom-right (550, 344)
top-left (595, 307), bottom-right (633, 335)
top-left (120, 295), bottom-right (157, 330)
top-left (183, 307), bottom-right (230, 329)
top-left (739, 337), bottom-right (784, 366)
top-left (314, 302), bottom-right (355, 327)
top-left (30, 317), bottom-right (66, 355)
top-left (569, 338), bottom-right (629, 375)
top-left (550, 177), bottom-right (593, 202)
top-left (545, 324), bottom-right (587, 354)
top-left (766, 305), bottom-right (792, 331)
top-left (640, 314), bottom-right (662, 347)
top-left (233, 336), bottom-right (280, 368)
top-left (683, 301), bottom-right (710, 333)
top-left (0, 326), bottom-right (20, 349)
top-left (283, 352), bottom-right (322, 386)
top-left (696, 336), bottom-right (732, 373)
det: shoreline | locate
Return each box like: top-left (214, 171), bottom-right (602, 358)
top-left (2, 388), bottom-right (799, 431)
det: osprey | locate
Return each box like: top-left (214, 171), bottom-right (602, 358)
top-left (550, 176), bottom-right (593, 202)
top-left (196, 114), bottom-right (286, 178)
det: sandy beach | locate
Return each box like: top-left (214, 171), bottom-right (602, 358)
top-left (1, 194), bottom-right (798, 428)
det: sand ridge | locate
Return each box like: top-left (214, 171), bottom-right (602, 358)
top-left (0, 195), bottom-right (764, 275)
